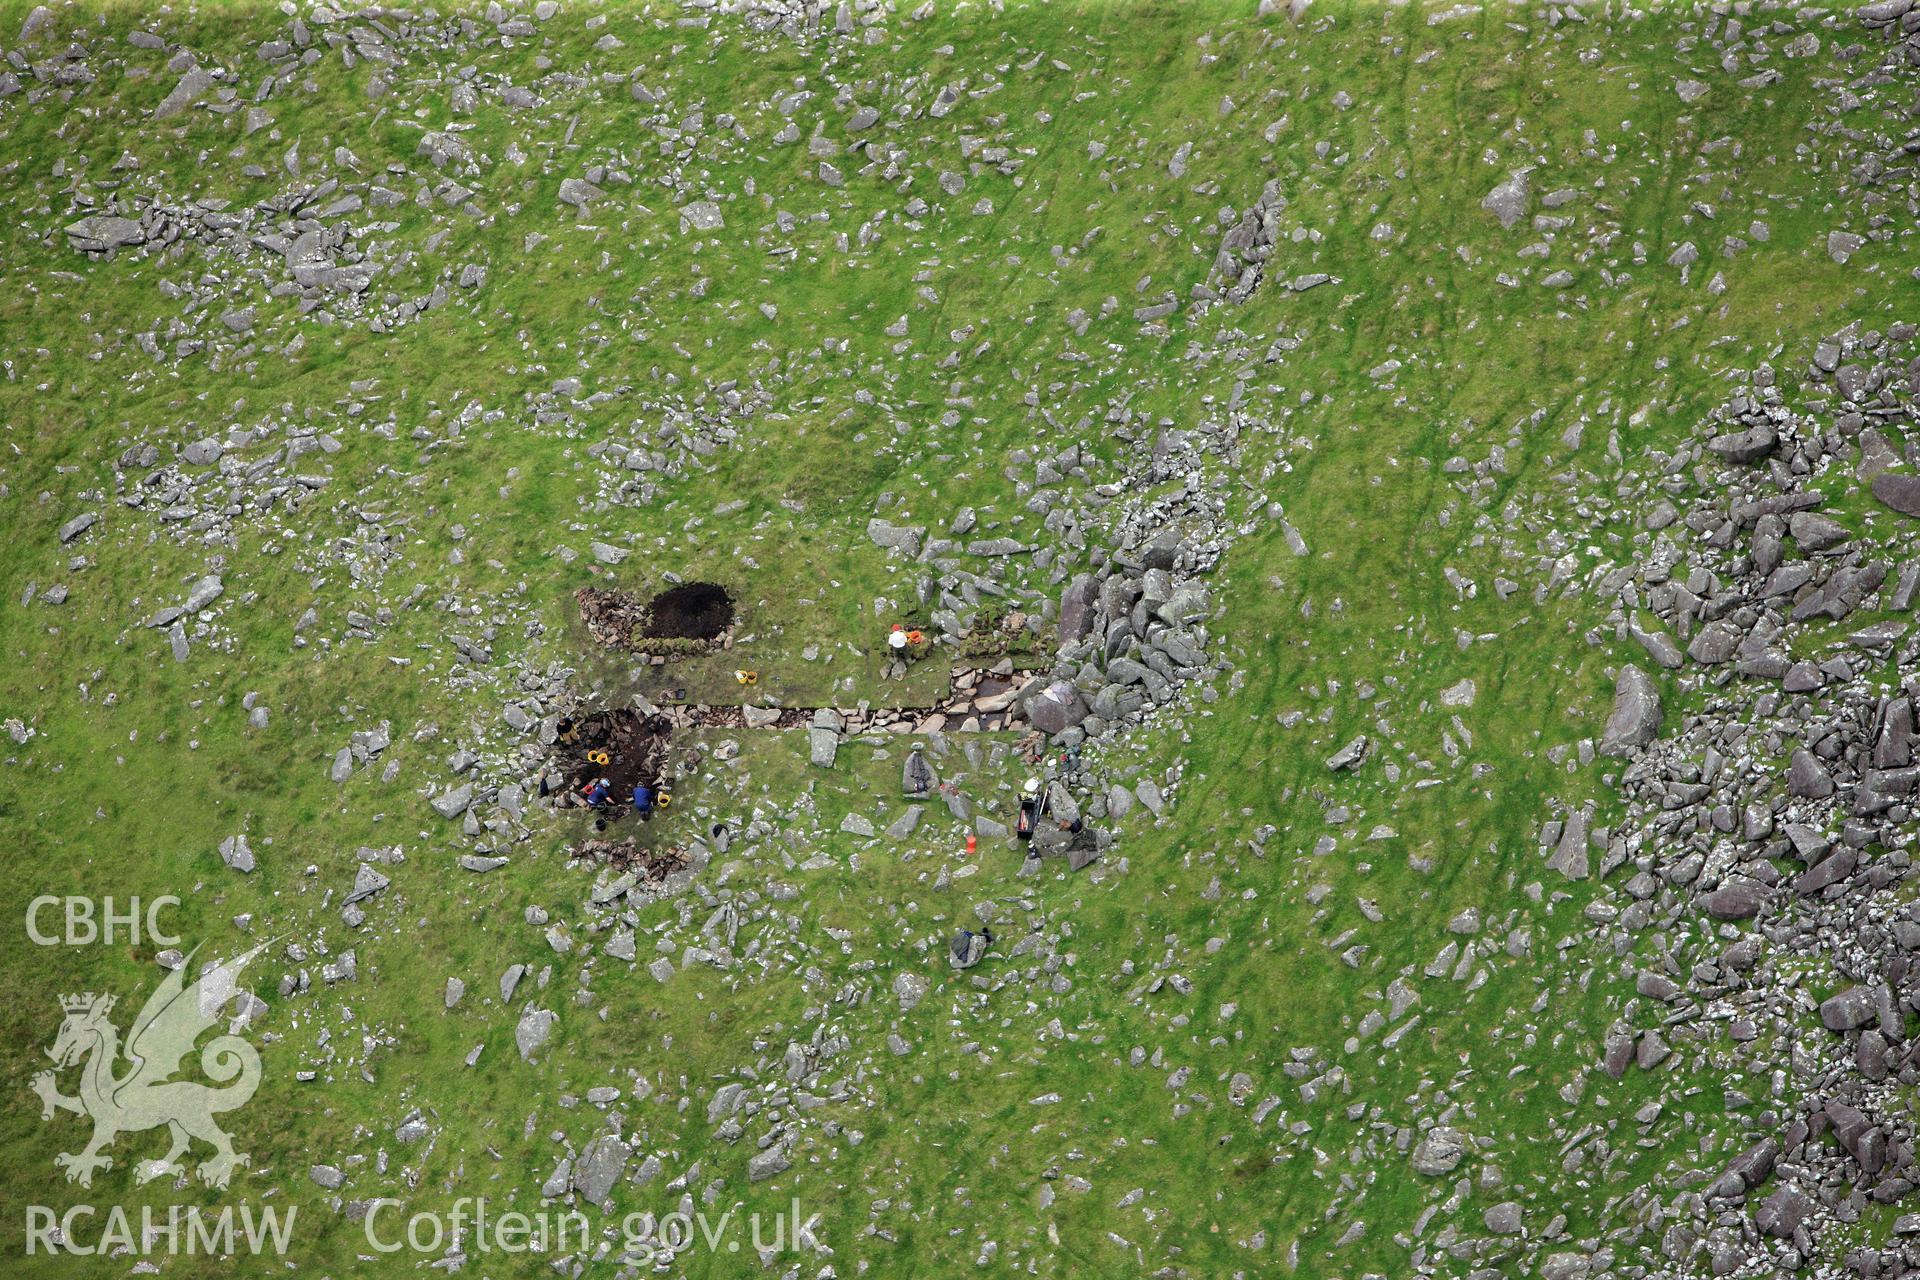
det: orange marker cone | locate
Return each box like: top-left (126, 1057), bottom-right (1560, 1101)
top-left (965, 834), bottom-right (978, 857)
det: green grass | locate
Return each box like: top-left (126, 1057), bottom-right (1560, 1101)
top-left (0, 0), bottom-right (1912, 1275)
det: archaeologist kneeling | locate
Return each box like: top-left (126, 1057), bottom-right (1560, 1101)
top-left (949, 925), bottom-right (993, 971)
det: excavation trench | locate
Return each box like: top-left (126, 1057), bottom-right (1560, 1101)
top-left (552, 707), bottom-right (675, 798)
top-left (569, 838), bottom-right (690, 881)
top-left (642, 582), bottom-right (733, 640)
top-left (550, 665), bottom-right (1040, 856)
top-left (651, 666), bottom-right (1032, 734)
top-left (576, 582), bottom-right (735, 653)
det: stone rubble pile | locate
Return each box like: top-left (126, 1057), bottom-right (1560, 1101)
top-left (1569, 303), bottom-right (1920, 1274)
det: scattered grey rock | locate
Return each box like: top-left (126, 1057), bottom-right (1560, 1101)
top-left (1600, 666), bottom-right (1662, 756)
top-left (515, 1007), bottom-right (556, 1061)
top-left (218, 835), bottom-right (255, 874)
top-left (571, 1135), bottom-right (631, 1205)
top-left (1871, 473), bottom-right (1920, 518)
top-left (1481, 170), bottom-right (1530, 229)
top-left (748, 1147), bottom-right (790, 1182)
top-left (1411, 1127), bottom-right (1466, 1175)
top-left (893, 970), bottom-right (928, 1012)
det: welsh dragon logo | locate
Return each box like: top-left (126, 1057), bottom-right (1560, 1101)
top-left (30, 943), bottom-right (267, 1190)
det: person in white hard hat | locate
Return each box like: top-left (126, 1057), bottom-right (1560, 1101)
top-left (883, 623), bottom-right (911, 680)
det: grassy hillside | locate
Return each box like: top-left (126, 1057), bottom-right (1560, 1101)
top-left (1, 0), bottom-right (1914, 1276)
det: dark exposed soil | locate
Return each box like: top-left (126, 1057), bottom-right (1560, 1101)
top-left (642, 582), bottom-right (733, 640)
top-left (553, 707), bottom-right (675, 798)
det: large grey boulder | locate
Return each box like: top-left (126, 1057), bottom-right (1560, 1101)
top-left (1858, 767), bottom-right (1920, 816)
top-left (1139, 529), bottom-right (1187, 571)
top-left (1025, 679), bottom-right (1088, 736)
top-left (1326, 735), bottom-right (1369, 771)
top-left (949, 931), bottom-right (988, 970)
top-left (680, 200), bottom-right (725, 232)
top-left (1754, 1186), bottom-right (1811, 1239)
top-left (57, 512), bottom-right (98, 543)
top-left (541, 1158), bottom-right (572, 1199)
top-left (346, 864), bottom-right (390, 904)
top-left (183, 574), bottom-right (224, 611)
top-left (1711, 1138), bottom-right (1779, 1198)
top-left (1599, 666), bottom-right (1662, 756)
top-left (153, 68), bottom-right (214, 119)
top-left (1540, 1253), bottom-right (1594, 1280)
top-left (902, 749), bottom-right (934, 798)
top-left (1545, 813), bottom-right (1590, 881)
top-left (183, 437), bottom-right (226, 468)
top-left (1484, 1202), bottom-right (1524, 1235)
top-left (1411, 1126), bottom-right (1466, 1175)
top-left (1057, 574), bottom-right (1098, 642)
top-left (1820, 985), bottom-right (1879, 1032)
top-left (1789, 511), bottom-right (1850, 552)
top-left (1480, 170), bottom-right (1530, 229)
top-left (1787, 749), bottom-right (1835, 799)
top-left (1701, 879), bottom-right (1766, 920)
top-left (515, 1007), bottom-right (556, 1060)
top-left (1630, 622), bottom-right (1683, 668)
top-left (892, 971), bottom-right (928, 1011)
top-left (20, 5), bottom-right (54, 41)
top-left (557, 177), bottom-right (604, 208)
top-left (218, 835), bottom-right (256, 874)
top-left (1830, 1100), bottom-right (1888, 1173)
top-left (748, 1147), bottom-right (790, 1182)
top-left (1707, 425), bottom-right (1777, 463)
top-left (1872, 473), bottom-right (1920, 518)
top-left (808, 727), bottom-right (838, 768)
top-left (571, 1135), bottom-right (631, 1205)
top-left (1686, 622), bottom-right (1739, 665)
top-left (1598, 1032), bottom-right (1633, 1079)
top-left (431, 784), bottom-right (475, 818)
top-left (865, 519), bottom-right (923, 556)
top-left (708, 1083), bottom-right (745, 1123)
top-left (66, 215), bottom-right (146, 252)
